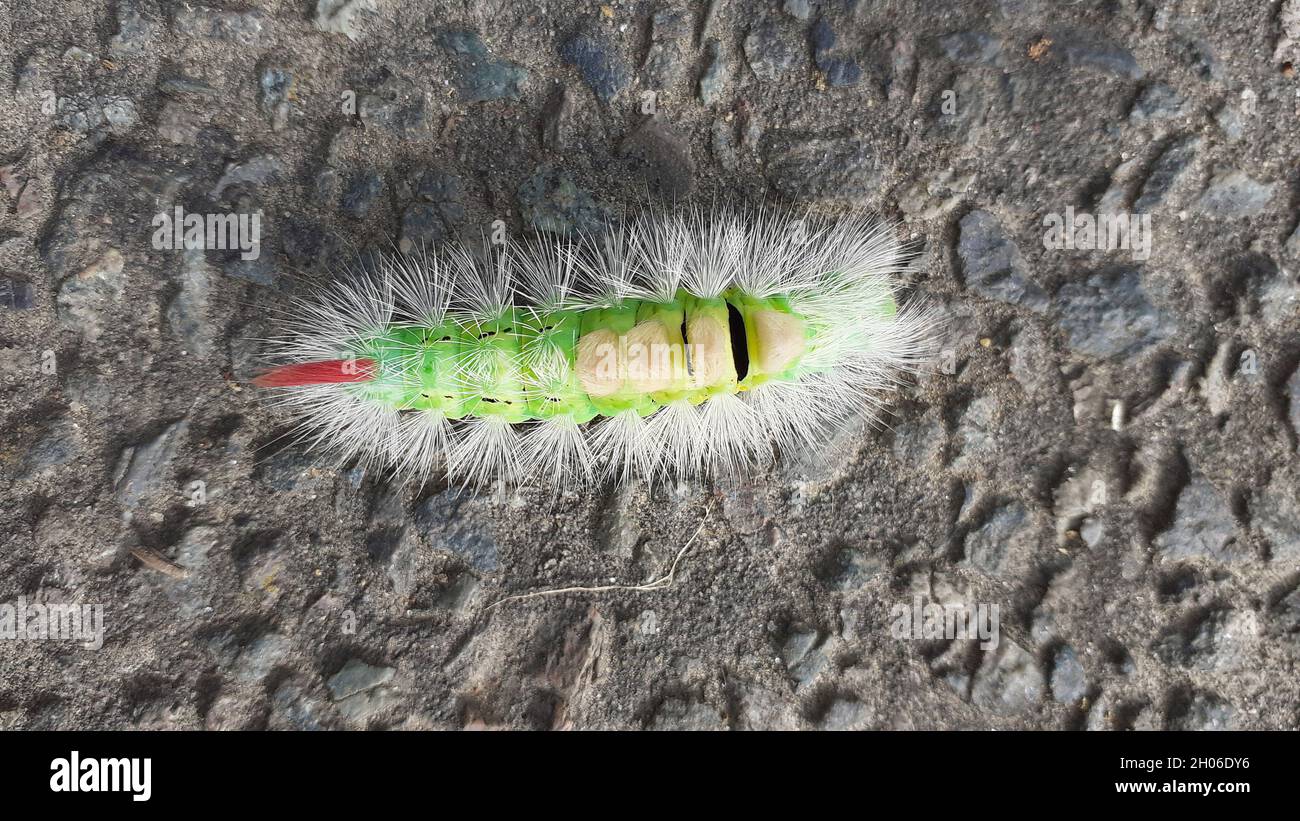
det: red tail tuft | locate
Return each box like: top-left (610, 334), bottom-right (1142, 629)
top-left (252, 359), bottom-right (378, 388)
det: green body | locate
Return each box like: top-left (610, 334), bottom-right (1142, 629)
top-left (349, 288), bottom-right (888, 421)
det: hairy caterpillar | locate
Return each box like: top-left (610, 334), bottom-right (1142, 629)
top-left (254, 208), bottom-right (938, 489)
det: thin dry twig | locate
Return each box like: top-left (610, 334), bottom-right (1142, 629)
top-left (486, 517), bottom-right (709, 611)
top-left (129, 547), bottom-right (189, 580)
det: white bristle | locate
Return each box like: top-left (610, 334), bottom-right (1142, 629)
top-left (389, 409), bottom-right (451, 486)
top-left (572, 222), bottom-right (643, 308)
top-left (448, 414), bottom-right (520, 489)
top-left (588, 409), bottom-right (658, 484)
top-left (520, 415), bottom-right (596, 490)
top-left (389, 246), bottom-right (451, 327)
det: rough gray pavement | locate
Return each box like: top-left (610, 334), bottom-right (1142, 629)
top-left (2, 0), bottom-right (1299, 730)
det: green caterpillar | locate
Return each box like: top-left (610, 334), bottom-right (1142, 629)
top-left (255, 209), bottom-right (932, 488)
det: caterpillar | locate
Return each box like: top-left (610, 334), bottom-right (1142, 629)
top-left (253, 208), bottom-right (938, 490)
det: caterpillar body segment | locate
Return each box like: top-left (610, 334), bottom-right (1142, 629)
top-left (255, 209), bottom-right (937, 489)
